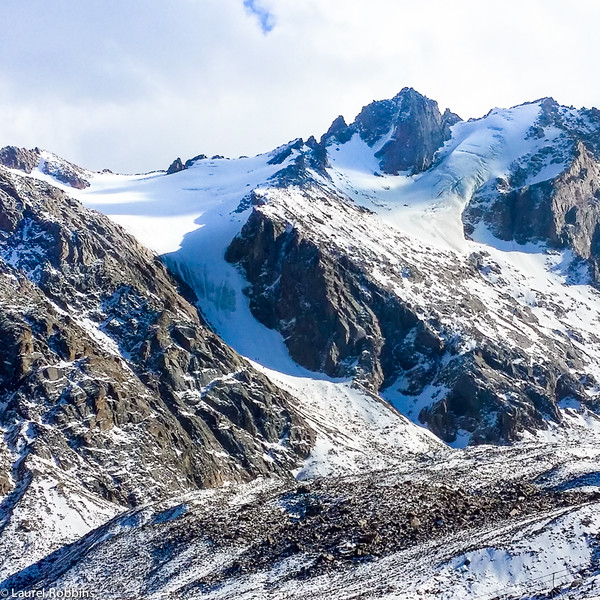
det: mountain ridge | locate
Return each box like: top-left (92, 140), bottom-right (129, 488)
top-left (4, 87), bottom-right (600, 598)
top-left (5, 89), bottom-right (600, 446)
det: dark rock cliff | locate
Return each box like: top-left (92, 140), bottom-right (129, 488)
top-left (226, 190), bottom-right (593, 445)
top-left (0, 168), bottom-right (314, 508)
top-left (463, 97), bottom-right (600, 285)
top-left (322, 88), bottom-right (461, 175)
top-left (226, 209), bottom-right (429, 390)
top-left (166, 157), bottom-right (185, 174)
top-left (465, 142), bottom-right (600, 284)
top-left (0, 146), bottom-right (90, 189)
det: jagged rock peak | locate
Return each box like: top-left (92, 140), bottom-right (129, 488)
top-left (267, 138), bottom-right (305, 165)
top-left (0, 145), bottom-right (90, 189)
top-left (184, 154), bottom-right (207, 168)
top-left (166, 154), bottom-right (212, 173)
top-left (322, 88), bottom-right (461, 175)
top-left (321, 115), bottom-right (352, 145)
top-left (0, 145), bottom-right (41, 173)
top-left (166, 157), bottom-right (185, 174)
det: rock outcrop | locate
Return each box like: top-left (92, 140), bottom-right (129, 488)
top-left (0, 146), bottom-right (41, 173)
top-left (0, 168), bottom-right (314, 511)
top-left (226, 180), bottom-right (594, 444)
top-left (166, 157), bottom-right (185, 174)
top-left (225, 208), bottom-right (423, 390)
top-left (466, 142), bottom-right (600, 283)
top-left (464, 100), bottom-right (600, 285)
top-left (0, 146), bottom-right (90, 189)
top-left (322, 88), bottom-right (461, 174)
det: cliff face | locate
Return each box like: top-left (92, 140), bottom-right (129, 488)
top-left (462, 97), bottom-right (600, 286)
top-left (225, 207), bottom-right (421, 391)
top-left (465, 142), bottom-right (600, 277)
top-left (0, 167), bottom-right (314, 514)
top-left (322, 88), bottom-right (461, 175)
top-left (0, 146), bottom-right (91, 189)
top-left (224, 180), bottom-right (592, 446)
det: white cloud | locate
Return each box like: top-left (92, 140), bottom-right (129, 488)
top-left (0, 0), bottom-right (598, 173)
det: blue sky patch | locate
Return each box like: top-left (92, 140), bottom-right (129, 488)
top-left (243, 0), bottom-right (275, 34)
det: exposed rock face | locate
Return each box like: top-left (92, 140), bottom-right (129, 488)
top-left (466, 142), bottom-right (600, 282)
top-left (0, 146), bottom-right (41, 173)
top-left (322, 88), bottom-right (461, 174)
top-left (166, 157), bottom-right (185, 174)
top-left (226, 179), bottom-right (595, 445)
top-left (0, 146), bottom-right (90, 189)
top-left (322, 115), bottom-right (353, 145)
top-left (226, 209), bottom-right (424, 391)
top-left (464, 100), bottom-right (600, 285)
top-left (166, 154), bottom-right (213, 173)
top-left (0, 168), bottom-right (314, 511)
top-left (268, 139), bottom-right (305, 166)
top-left (265, 138), bottom-right (330, 186)
top-left (184, 154), bottom-right (207, 168)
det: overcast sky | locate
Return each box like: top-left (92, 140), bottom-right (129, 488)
top-left (0, 0), bottom-right (598, 173)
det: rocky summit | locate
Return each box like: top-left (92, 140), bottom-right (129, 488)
top-left (3, 89), bottom-right (600, 598)
top-left (321, 87), bottom-right (461, 175)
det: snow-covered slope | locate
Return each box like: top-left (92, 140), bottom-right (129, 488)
top-left (60, 151), bottom-right (445, 477)
top-left (0, 165), bottom-right (314, 580)
top-left (7, 434), bottom-right (600, 600)
top-left (55, 93), bottom-right (600, 450)
top-left (4, 88), bottom-right (600, 598)
top-left (327, 101), bottom-right (563, 251)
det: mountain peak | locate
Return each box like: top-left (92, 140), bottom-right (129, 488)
top-left (5, 89), bottom-right (600, 597)
top-left (0, 145), bottom-right (41, 174)
top-left (324, 87), bottom-right (461, 175)
top-left (321, 115), bottom-right (352, 145)
top-left (392, 86), bottom-right (427, 102)
top-left (0, 145), bottom-right (91, 189)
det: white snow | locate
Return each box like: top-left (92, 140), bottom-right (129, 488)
top-left (5, 96), bottom-right (600, 600)
top-left (326, 102), bottom-right (558, 254)
top-left (255, 365), bottom-right (445, 479)
top-left (0, 457), bottom-right (119, 580)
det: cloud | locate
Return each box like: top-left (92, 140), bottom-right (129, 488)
top-left (0, 0), bottom-right (598, 173)
top-left (243, 0), bottom-right (275, 33)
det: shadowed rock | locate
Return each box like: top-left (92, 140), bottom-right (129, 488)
top-left (0, 167), bottom-right (314, 511)
top-left (322, 88), bottom-right (461, 175)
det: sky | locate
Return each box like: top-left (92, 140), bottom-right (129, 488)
top-left (0, 0), bottom-right (599, 174)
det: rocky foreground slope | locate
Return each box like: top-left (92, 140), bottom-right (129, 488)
top-left (3, 88), bottom-right (600, 598)
top-left (6, 434), bottom-right (600, 599)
